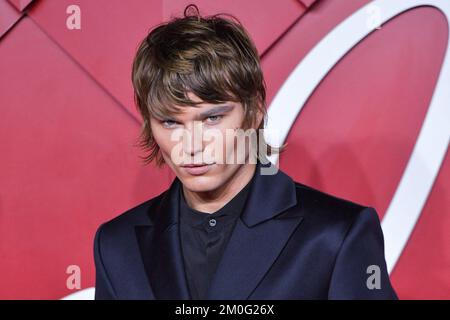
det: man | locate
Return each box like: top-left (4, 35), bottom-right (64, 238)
top-left (93, 5), bottom-right (397, 300)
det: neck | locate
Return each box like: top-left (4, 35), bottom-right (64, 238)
top-left (182, 162), bottom-right (256, 214)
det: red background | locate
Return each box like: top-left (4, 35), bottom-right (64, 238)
top-left (0, 0), bottom-right (448, 299)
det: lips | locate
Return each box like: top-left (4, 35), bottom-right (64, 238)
top-left (181, 163), bottom-right (214, 175)
top-left (181, 164), bottom-right (210, 167)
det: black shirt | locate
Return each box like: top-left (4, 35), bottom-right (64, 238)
top-left (179, 174), bottom-right (254, 300)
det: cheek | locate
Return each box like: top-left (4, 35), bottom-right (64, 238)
top-left (219, 127), bottom-right (242, 164)
top-left (150, 125), bottom-right (174, 157)
top-left (216, 124), bottom-right (238, 151)
top-left (224, 128), bottom-right (237, 151)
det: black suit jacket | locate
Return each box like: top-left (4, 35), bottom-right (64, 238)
top-left (94, 161), bottom-right (397, 299)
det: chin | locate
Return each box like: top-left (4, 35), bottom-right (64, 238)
top-left (179, 175), bottom-right (223, 193)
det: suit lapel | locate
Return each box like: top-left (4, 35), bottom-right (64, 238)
top-left (135, 178), bottom-right (191, 299)
top-left (136, 160), bottom-right (303, 300)
top-left (206, 161), bottom-right (303, 299)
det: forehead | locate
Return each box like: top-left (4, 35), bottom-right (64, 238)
top-left (181, 92), bottom-right (236, 110)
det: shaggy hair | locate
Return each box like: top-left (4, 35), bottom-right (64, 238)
top-left (131, 4), bottom-right (285, 166)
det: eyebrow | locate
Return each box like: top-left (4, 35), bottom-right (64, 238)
top-left (158, 104), bottom-right (234, 121)
top-left (197, 104), bottom-right (234, 119)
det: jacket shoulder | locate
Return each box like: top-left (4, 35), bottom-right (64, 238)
top-left (97, 190), bottom-right (167, 236)
top-left (291, 181), bottom-right (384, 267)
top-left (293, 180), bottom-right (373, 227)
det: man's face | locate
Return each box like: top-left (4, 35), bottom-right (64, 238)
top-left (149, 92), bottom-right (260, 193)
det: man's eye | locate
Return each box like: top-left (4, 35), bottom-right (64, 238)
top-left (205, 115), bottom-right (223, 124)
top-left (161, 119), bottom-right (178, 128)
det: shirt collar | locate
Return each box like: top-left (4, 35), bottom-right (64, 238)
top-left (179, 167), bottom-right (255, 229)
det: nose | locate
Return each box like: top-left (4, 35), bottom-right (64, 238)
top-left (183, 120), bottom-right (204, 157)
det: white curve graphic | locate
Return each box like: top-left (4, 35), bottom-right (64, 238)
top-left (61, 287), bottom-right (95, 300)
top-left (265, 0), bottom-right (450, 273)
